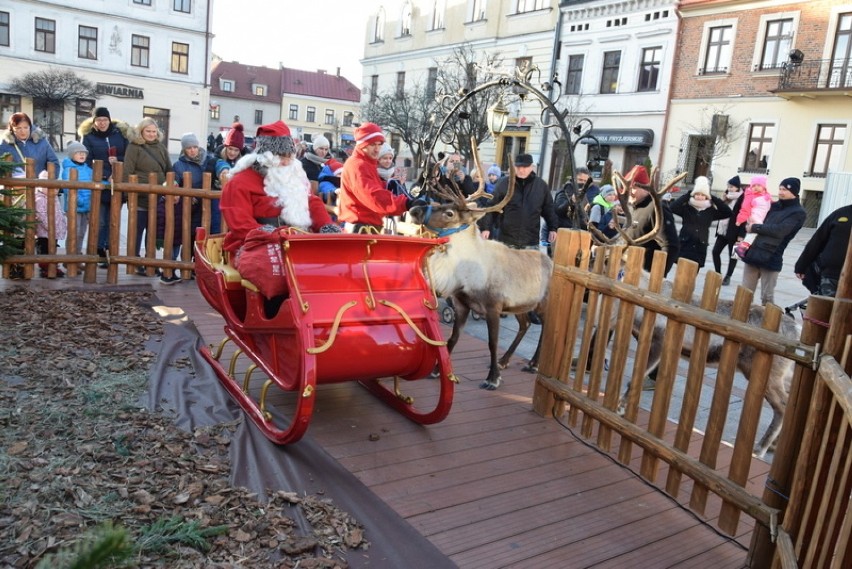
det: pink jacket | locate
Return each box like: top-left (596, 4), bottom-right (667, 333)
top-left (736, 188), bottom-right (771, 226)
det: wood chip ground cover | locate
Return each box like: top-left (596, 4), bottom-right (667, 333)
top-left (0, 287), bottom-right (365, 568)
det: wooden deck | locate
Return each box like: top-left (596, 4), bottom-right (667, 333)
top-left (8, 274), bottom-right (768, 568)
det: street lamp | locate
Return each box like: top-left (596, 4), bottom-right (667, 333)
top-left (487, 97), bottom-right (510, 135)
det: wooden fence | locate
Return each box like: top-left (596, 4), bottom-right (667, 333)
top-left (1, 158), bottom-right (219, 283)
top-left (533, 229), bottom-right (852, 567)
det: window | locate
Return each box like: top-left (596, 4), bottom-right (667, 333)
top-left (760, 18), bottom-right (793, 70)
top-left (703, 25), bottom-right (732, 74)
top-left (289, 104), bottom-right (298, 120)
top-left (35, 17), bottom-right (56, 53)
top-left (600, 51), bottom-right (621, 94)
top-left (370, 75), bottom-right (379, 102)
top-left (426, 67), bottom-right (438, 99)
top-left (133, 0), bottom-right (152, 4)
top-left (566, 55), bottom-right (584, 95)
top-left (638, 47), bottom-right (661, 91)
top-left (809, 124), bottom-right (847, 177)
top-left (400, 2), bottom-right (412, 36)
top-left (325, 109), bottom-right (335, 125)
top-left (1, 94), bottom-right (22, 124)
top-left (373, 8), bottom-right (385, 42)
top-left (470, 0), bottom-right (487, 22)
top-left (742, 123), bottom-right (775, 173)
top-left (253, 85), bottom-right (266, 97)
top-left (829, 13), bottom-right (852, 88)
top-left (131, 34), bottom-right (149, 67)
top-left (173, 0), bottom-right (191, 13)
top-left (343, 111), bottom-right (354, 127)
top-left (0, 11), bottom-right (9, 47)
top-left (78, 25), bottom-right (98, 60)
top-left (396, 71), bottom-right (405, 98)
top-left (209, 104), bottom-right (220, 120)
top-left (254, 110), bottom-right (263, 125)
top-left (221, 80), bottom-right (234, 92)
top-left (516, 0), bottom-right (545, 14)
top-left (171, 42), bottom-right (189, 74)
top-left (306, 106), bottom-right (316, 123)
top-left (431, 0), bottom-right (445, 30)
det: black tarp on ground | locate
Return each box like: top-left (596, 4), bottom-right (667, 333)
top-left (146, 315), bottom-right (456, 569)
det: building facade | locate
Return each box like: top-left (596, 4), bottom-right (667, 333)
top-left (210, 60), bottom-right (361, 150)
top-left (362, 0), bottom-right (560, 178)
top-left (0, 0), bottom-right (213, 155)
top-left (661, 0), bottom-right (852, 224)
top-left (557, 0), bottom-right (680, 178)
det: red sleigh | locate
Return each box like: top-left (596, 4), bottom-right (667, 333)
top-left (193, 227), bottom-right (456, 444)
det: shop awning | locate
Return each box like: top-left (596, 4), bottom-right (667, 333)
top-left (340, 134), bottom-right (355, 141)
top-left (581, 129), bottom-right (654, 147)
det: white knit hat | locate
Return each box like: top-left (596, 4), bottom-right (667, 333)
top-left (312, 135), bottom-right (330, 150)
top-left (692, 176), bottom-right (711, 198)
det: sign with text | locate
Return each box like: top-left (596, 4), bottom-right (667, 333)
top-left (96, 83), bottom-right (144, 99)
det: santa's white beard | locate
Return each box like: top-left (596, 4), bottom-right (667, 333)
top-left (263, 160), bottom-right (312, 229)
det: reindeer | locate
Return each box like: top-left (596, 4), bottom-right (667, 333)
top-left (408, 147), bottom-right (551, 390)
top-left (585, 167), bottom-right (796, 458)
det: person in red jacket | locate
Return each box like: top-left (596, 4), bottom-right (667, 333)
top-left (220, 120), bottom-right (339, 257)
top-left (338, 123), bottom-right (411, 233)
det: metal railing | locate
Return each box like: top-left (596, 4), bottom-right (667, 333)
top-left (777, 58), bottom-right (852, 92)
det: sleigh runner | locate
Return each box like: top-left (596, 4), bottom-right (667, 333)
top-left (194, 227), bottom-right (456, 444)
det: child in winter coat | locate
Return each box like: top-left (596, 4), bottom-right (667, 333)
top-left (734, 174), bottom-right (772, 259)
top-left (588, 184), bottom-right (619, 238)
top-left (60, 141), bottom-right (94, 258)
top-left (34, 170), bottom-right (68, 278)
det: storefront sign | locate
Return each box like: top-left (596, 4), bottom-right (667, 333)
top-left (582, 129), bottom-right (655, 146)
top-left (96, 83), bottom-right (144, 99)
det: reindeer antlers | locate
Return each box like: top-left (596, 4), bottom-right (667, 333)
top-left (588, 167), bottom-right (688, 247)
top-left (426, 137), bottom-right (516, 215)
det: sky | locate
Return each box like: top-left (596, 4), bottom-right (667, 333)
top-left (211, 0), bottom-right (380, 84)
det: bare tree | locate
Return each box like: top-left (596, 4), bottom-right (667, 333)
top-left (8, 69), bottom-right (97, 149)
top-left (432, 44), bottom-right (505, 161)
top-left (361, 82), bottom-right (437, 174)
top-left (681, 104), bottom-right (750, 184)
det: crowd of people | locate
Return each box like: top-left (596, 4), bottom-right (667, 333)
top-left (2, 111), bottom-right (849, 303)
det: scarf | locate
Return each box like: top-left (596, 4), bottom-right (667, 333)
top-left (303, 152), bottom-right (328, 167)
top-left (378, 166), bottom-right (395, 181)
top-left (689, 197), bottom-right (712, 210)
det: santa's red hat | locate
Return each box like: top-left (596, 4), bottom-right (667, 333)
top-left (223, 122), bottom-right (245, 149)
top-left (626, 164), bottom-right (651, 187)
top-left (254, 120), bottom-right (295, 155)
top-left (354, 122), bottom-right (385, 147)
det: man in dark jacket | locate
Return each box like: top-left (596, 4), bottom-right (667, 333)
top-left (480, 154), bottom-right (559, 249)
top-left (794, 203), bottom-right (852, 297)
top-left (741, 177), bottom-right (806, 305)
top-left (623, 164), bottom-right (679, 276)
top-left (553, 166), bottom-right (598, 229)
top-left (78, 106), bottom-right (132, 266)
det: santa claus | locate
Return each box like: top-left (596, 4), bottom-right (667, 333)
top-left (220, 120), bottom-right (340, 256)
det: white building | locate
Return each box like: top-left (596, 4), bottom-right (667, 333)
top-left (0, 0), bottom-right (212, 155)
top-left (361, 0), bottom-right (560, 179)
top-left (557, 0), bottom-right (680, 177)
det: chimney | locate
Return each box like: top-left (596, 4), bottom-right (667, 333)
top-left (336, 67), bottom-right (341, 77)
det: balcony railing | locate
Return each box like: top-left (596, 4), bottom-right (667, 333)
top-left (776, 57), bottom-right (852, 92)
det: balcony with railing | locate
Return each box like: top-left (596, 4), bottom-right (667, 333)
top-left (774, 57), bottom-right (852, 95)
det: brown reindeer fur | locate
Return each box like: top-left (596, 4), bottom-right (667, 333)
top-left (408, 204), bottom-right (552, 389)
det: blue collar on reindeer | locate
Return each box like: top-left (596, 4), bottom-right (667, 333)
top-left (420, 204), bottom-right (470, 237)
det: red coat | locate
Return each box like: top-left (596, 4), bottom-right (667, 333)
top-left (220, 167), bottom-right (332, 252)
top-left (338, 149), bottom-right (407, 226)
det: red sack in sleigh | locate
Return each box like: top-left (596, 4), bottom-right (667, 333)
top-left (234, 227), bottom-right (288, 298)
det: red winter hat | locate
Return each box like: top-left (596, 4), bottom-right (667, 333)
top-left (626, 164), bottom-right (651, 187)
top-left (254, 120), bottom-right (295, 155)
top-left (223, 122), bottom-right (245, 149)
top-left (355, 122), bottom-right (385, 147)
top-left (326, 158), bottom-right (344, 175)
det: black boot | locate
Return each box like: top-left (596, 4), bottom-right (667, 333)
top-left (97, 247), bottom-right (108, 269)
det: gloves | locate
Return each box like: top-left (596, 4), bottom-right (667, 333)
top-left (319, 223), bottom-right (342, 233)
top-left (406, 196), bottom-right (428, 209)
